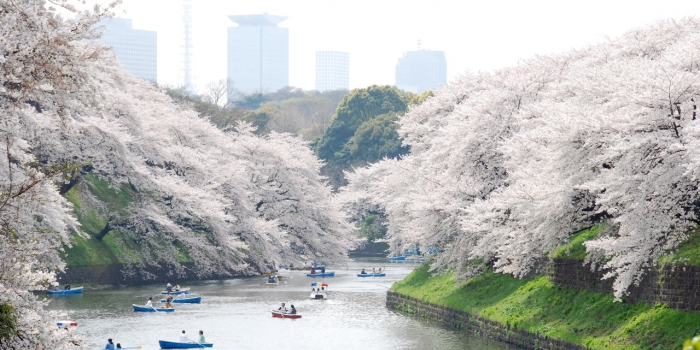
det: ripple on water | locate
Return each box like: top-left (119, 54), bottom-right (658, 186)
top-left (46, 258), bottom-right (516, 350)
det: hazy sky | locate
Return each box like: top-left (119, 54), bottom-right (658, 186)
top-left (103, 0), bottom-right (700, 92)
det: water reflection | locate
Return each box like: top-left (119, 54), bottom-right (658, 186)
top-left (46, 258), bottom-right (515, 350)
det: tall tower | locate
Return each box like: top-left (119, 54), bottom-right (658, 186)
top-left (181, 0), bottom-right (196, 93)
top-left (395, 50), bottom-right (447, 93)
top-left (315, 51), bottom-right (349, 92)
top-left (97, 18), bottom-right (157, 82)
top-left (227, 13), bottom-right (289, 98)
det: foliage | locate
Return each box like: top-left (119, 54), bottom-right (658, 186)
top-left (0, 0), bottom-right (120, 348)
top-left (343, 18), bottom-right (700, 299)
top-left (659, 230), bottom-right (700, 266)
top-left (356, 214), bottom-right (387, 242)
top-left (684, 336), bottom-right (700, 350)
top-left (314, 85), bottom-right (409, 165)
top-left (393, 264), bottom-right (700, 349)
top-left (0, 1), bottom-right (356, 348)
top-left (233, 92), bottom-right (269, 110)
top-left (164, 86), bottom-right (271, 133)
top-left (0, 303), bottom-right (17, 342)
top-left (552, 226), bottom-right (603, 259)
top-left (340, 113), bottom-right (410, 166)
top-left (263, 95), bottom-right (339, 140)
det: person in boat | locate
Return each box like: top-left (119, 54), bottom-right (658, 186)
top-left (198, 330), bottom-right (205, 344)
top-left (116, 344), bottom-right (122, 349)
top-left (289, 305), bottom-right (297, 314)
top-left (373, 267), bottom-right (376, 273)
top-left (175, 284), bottom-right (181, 291)
top-left (360, 268), bottom-right (367, 274)
top-left (310, 288), bottom-right (316, 299)
top-left (104, 338), bottom-right (115, 350)
top-left (310, 268), bottom-right (316, 274)
top-left (145, 297), bottom-right (153, 308)
top-left (164, 293), bottom-right (174, 308)
top-left (64, 284), bottom-right (71, 290)
top-left (320, 266), bottom-right (326, 273)
top-left (267, 276), bottom-right (276, 284)
top-left (49, 283), bottom-right (59, 291)
top-left (278, 302), bottom-right (287, 313)
top-left (166, 283), bottom-right (173, 293)
top-left (378, 267), bottom-right (383, 273)
top-left (180, 330), bottom-right (193, 343)
top-left (177, 292), bottom-right (188, 300)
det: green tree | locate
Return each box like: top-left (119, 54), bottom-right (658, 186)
top-left (339, 113), bottom-right (409, 166)
top-left (314, 85), bottom-right (408, 164)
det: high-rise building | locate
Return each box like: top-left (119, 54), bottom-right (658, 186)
top-left (315, 51), bottom-right (349, 92)
top-left (97, 18), bottom-right (157, 82)
top-left (181, 0), bottom-right (196, 93)
top-left (227, 13), bottom-right (289, 97)
top-left (394, 50), bottom-right (446, 93)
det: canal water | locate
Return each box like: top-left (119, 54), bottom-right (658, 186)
top-left (46, 258), bottom-right (515, 350)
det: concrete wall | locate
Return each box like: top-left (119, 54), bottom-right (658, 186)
top-left (386, 291), bottom-right (586, 350)
top-left (548, 258), bottom-right (700, 312)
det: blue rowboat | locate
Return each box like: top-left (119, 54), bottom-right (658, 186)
top-left (160, 296), bottom-right (202, 304)
top-left (388, 256), bottom-right (406, 261)
top-left (133, 304), bottom-right (174, 312)
top-left (158, 340), bottom-right (213, 348)
top-left (357, 273), bottom-right (386, 277)
top-left (306, 272), bottom-right (335, 277)
top-left (160, 288), bottom-right (190, 295)
top-left (47, 287), bottom-right (83, 295)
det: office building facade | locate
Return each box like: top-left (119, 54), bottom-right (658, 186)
top-left (315, 51), bottom-right (349, 91)
top-left (98, 18), bottom-right (157, 82)
top-left (227, 14), bottom-right (289, 96)
top-left (395, 50), bottom-right (446, 93)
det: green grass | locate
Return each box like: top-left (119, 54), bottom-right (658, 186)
top-left (392, 264), bottom-right (700, 349)
top-left (62, 173), bottom-right (139, 266)
top-left (660, 230), bottom-right (700, 266)
top-left (552, 225), bottom-right (603, 259)
top-left (62, 173), bottom-right (195, 267)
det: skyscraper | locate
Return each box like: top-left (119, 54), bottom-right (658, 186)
top-left (227, 13), bottom-right (289, 97)
top-left (394, 50), bottom-right (446, 93)
top-left (315, 51), bottom-right (349, 92)
top-left (181, 0), bottom-right (196, 93)
top-left (97, 18), bottom-right (157, 82)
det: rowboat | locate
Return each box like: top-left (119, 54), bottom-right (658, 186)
top-left (306, 272), bottom-right (334, 277)
top-left (132, 304), bottom-right (175, 312)
top-left (160, 288), bottom-right (190, 295)
top-left (310, 294), bottom-right (326, 300)
top-left (47, 287), bottom-right (83, 295)
top-left (271, 310), bottom-right (302, 319)
top-left (266, 281), bottom-right (278, 286)
top-left (160, 296), bottom-right (202, 304)
top-left (357, 273), bottom-right (386, 277)
top-left (158, 340), bottom-right (213, 348)
top-left (388, 256), bottom-right (406, 261)
top-left (56, 320), bottom-right (78, 327)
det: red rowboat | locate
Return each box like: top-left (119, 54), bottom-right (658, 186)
top-left (271, 310), bottom-right (302, 319)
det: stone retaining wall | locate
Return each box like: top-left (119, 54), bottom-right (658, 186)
top-left (386, 291), bottom-right (586, 350)
top-left (57, 263), bottom-right (245, 286)
top-left (548, 258), bottom-right (700, 312)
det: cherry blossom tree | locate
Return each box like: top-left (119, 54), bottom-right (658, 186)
top-left (1, 0), bottom-right (355, 347)
top-left (343, 18), bottom-right (700, 299)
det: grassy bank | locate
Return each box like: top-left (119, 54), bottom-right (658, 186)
top-left (392, 264), bottom-right (700, 349)
top-left (62, 173), bottom-right (191, 267)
